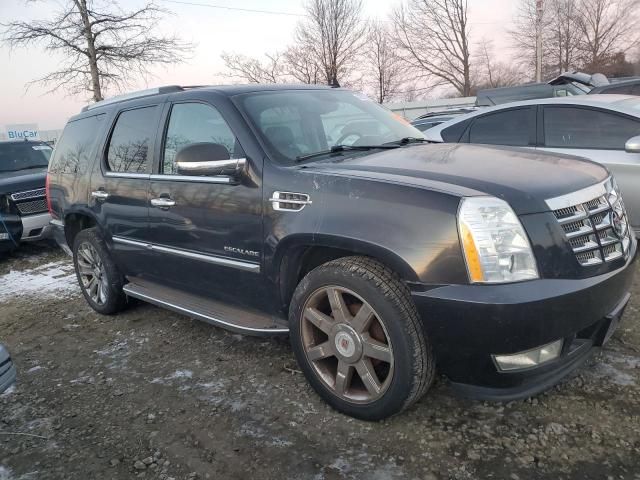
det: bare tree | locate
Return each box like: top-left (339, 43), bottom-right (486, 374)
top-left (548, 0), bottom-right (581, 74)
top-left (294, 0), bottom-right (368, 86)
top-left (473, 38), bottom-right (523, 90)
top-left (364, 21), bottom-right (404, 103)
top-left (575, 0), bottom-right (640, 72)
top-left (221, 52), bottom-right (287, 84)
top-left (283, 46), bottom-right (322, 84)
top-left (393, 0), bottom-right (472, 96)
top-left (2, 0), bottom-right (191, 102)
top-left (508, 0), bottom-right (554, 78)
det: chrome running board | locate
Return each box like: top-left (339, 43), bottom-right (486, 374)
top-left (123, 278), bottom-right (289, 336)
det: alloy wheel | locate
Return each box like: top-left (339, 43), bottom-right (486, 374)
top-left (76, 242), bottom-right (108, 306)
top-left (300, 285), bottom-right (394, 404)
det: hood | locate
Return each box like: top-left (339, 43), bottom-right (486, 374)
top-left (301, 144), bottom-right (609, 215)
top-left (0, 167), bottom-right (47, 195)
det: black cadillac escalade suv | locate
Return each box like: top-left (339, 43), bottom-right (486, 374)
top-left (48, 85), bottom-right (637, 420)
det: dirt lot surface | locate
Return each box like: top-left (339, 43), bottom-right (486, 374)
top-left (1, 243), bottom-right (639, 480)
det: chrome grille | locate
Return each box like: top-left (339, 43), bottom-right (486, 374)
top-left (550, 178), bottom-right (632, 267)
top-left (15, 199), bottom-right (48, 216)
top-left (10, 188), bottom-right (46, 202)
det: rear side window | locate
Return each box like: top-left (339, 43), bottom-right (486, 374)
top-left (49, 115), bottom-right (103, 174)
top-left (469, 108), bottom-right (532, 146)
top-left (544, 107), bottom-right (640, 149)
top-left (106, 106), bottom-right (158, 173)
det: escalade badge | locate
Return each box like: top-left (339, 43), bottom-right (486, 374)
top-left (224, 246), bottom-right (260, 257)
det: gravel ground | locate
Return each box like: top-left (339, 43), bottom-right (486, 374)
top-left (1, 243), bottom-right (639, 480)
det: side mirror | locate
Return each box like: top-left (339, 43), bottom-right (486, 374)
top-left (175, 142), bottom-right (245, 177)
top-left (625, 136), bottom-right (640, 154)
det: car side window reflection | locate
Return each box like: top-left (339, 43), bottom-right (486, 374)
top-left (106, 106), bottom-right (157, 173)
top-left (162, 103), bottom-right (243, 175)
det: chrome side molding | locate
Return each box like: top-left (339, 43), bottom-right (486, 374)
top-left (112, 236), bottom-right (260, 273)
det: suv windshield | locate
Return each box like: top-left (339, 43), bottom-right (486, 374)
top-left (0, 142), bottom-right (52, 173)
top-left (237, 89), bottom-right (424, 164)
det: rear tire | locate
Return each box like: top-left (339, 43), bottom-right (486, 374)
top-left (289, 256), bottom-right (434, 420)
top-left (73, 228), bottom-right (126, 315)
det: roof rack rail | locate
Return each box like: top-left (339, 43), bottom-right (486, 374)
top-left (81, 85), bottom-right (185, 112)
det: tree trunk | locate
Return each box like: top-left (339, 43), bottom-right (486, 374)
top-left (77, 0), bottom-right (102, 102)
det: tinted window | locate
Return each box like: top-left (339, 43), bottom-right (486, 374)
top-left (163, 103), bottom-right (241, 174)
top-left (49, 115), bottom-right (103, 174)
top-left (441, 119), bottom-right (471, 142)
top-left (469, 108), bottom-right (531, 146)
top-left (544, 107), bottom-right (640, 149)
top-left (0, 142), bottom-right (51, 173)
top-left (106, 106), bottom-right (157, 173)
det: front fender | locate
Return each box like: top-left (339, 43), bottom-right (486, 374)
top-left (269, 233), bottom-right (420, 282)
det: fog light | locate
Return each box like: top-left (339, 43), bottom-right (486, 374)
top-left (0, 233), bottom-right (9, 240)
top-left (493, 339), bottom-right (563, 372)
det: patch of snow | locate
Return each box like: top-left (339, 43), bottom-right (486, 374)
top-left (0, 385), bottom-right (15, 397)
top-left (27, 366), bottom-right (43, 373)
top-left (0, 466), bottom-right (13, 480)
top-left (167, 369), bottom-right (193, 379)
top-left (0, 260), bottom-right (77, 302)
top-left (0, 466), bottom-right (38, 480)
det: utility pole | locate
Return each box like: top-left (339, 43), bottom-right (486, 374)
top-left (535, 0), bottom-right (544, 82)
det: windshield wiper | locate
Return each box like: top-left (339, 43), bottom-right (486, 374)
top-left (295, 144), bottom-right (398, 163)
top-left (384, 137), bottom-right (429, 146)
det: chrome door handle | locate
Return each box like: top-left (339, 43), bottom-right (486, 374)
top-left (91, 190), bottom-right (109, 201)
top-left (150, 197), bottom-right (176, 209)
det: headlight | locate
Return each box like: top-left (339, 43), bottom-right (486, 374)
top-left (458, 196), bottom-right (539, 283)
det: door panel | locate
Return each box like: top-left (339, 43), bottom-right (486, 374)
top-left (146, 100), bottom-right (269, 309)
top-left (90, 105), bottom-right (160, 277)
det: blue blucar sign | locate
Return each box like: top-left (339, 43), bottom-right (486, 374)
top-left (6, 123), bottom-right (39, 140)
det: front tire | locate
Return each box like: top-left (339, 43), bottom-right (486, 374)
top-left (73, 228), bottom-right (126, 315)
top-left (289, 256), bottom-right (435, 420)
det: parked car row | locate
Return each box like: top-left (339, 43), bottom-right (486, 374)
top-left (412, 71), bottom-right (640, 132)
top-left (44, 84), bottom-right (636, 420)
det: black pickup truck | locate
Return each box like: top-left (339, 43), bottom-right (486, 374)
top-left (0, 140), bottom-right (53, 252)
top-left (47, 85), bottom-right (636, 420)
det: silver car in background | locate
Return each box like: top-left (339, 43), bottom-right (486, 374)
top-left (423, 95), bottom-right (640, 233)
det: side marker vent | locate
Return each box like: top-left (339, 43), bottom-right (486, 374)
top-left (269, 191), bottom-right (312, 212)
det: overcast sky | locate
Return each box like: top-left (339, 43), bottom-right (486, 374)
top-left (0, 0), bottom-right (516, 130)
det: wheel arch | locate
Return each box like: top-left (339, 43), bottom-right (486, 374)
top-left (63, 208), bottom-right (101, 248)
top-left (273, 233), bottom-right (420, 310)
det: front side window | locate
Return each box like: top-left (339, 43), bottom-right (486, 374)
top-left (544, 107), bottom-right (640, 149)
top-left (49, 115), bottom-right (103, 174)
top-left (0, 142), bottom-right (51, 173)
top-left (237, 90), bottom-right (424, 164)
top-left (163, 103), bottom-right (241, 175)
top-left (469, 108), bottom-right (532, 146)
top-left (106, 106), bottom-right (158, 173)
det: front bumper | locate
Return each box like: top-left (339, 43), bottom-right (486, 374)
top-left (412, 237), bottom-right (637, 401)
top-left (20, 212), bottom-right (52, 242)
